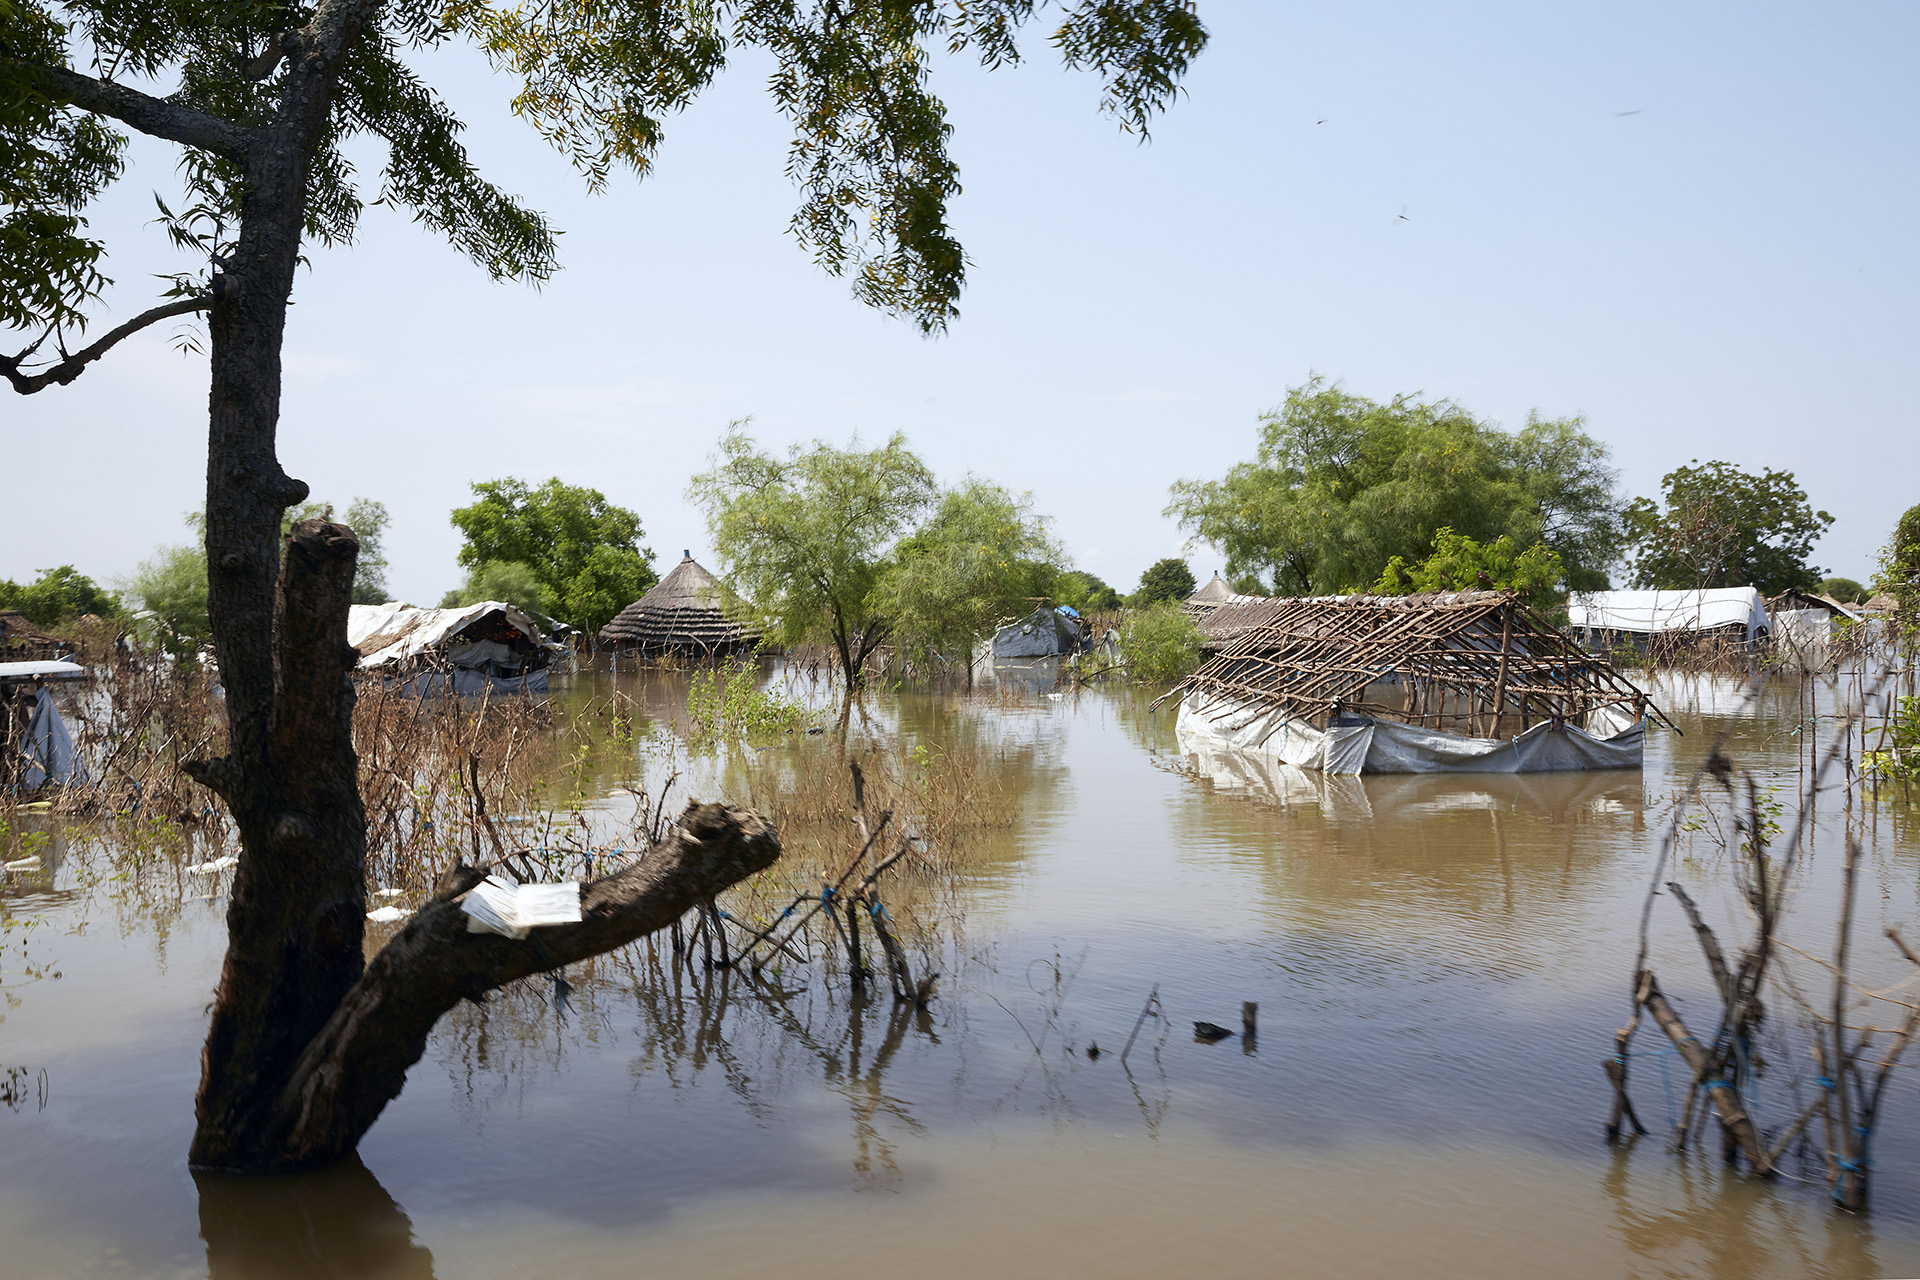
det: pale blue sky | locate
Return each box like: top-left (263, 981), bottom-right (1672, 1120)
top-left (7, 1), bottom-right (1915, 601)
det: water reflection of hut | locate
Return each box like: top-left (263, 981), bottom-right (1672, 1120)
top-left (598, 552), bottom-right (755, 659)
top-left (1162, 591), bottom-right (1666, 775)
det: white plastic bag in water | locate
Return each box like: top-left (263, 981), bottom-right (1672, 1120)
top-left (461, 875), bottom-right (582, 939)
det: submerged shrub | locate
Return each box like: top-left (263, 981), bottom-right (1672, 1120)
top-left (686, 655), bottom-right (815, 745)
top-left (1121, 602), bottom-right (1202, 684)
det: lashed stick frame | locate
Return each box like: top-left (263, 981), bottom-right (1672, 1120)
top-left (1160, 590), bottom-right (1672, 741)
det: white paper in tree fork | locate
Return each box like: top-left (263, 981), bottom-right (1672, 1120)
top-left (461, 875), bottom-right (583, 939)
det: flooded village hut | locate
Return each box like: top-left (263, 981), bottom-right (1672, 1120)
top-left (1183, 572), bottom-right (1238, 614)
top-left (348, 601), bottom-right (559, 695)
top-left (1565, 587), bottom-right (1771, 656)
top-left (1165, 591), bottom-right (1666, 775)
top-left (598, 553), bottom-right (756, 658)
top-left (0, 611), bottom-right (65, 662)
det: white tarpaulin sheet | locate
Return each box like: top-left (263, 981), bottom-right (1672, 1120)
top-left (1567, 588), bottom-right (1769, 639)
top-left (348, 601), bottom-right (545, 670)
top-left (1175, 694), bottom-right (1644, 775)
top-left (21, 687), bottom-right (87, 789)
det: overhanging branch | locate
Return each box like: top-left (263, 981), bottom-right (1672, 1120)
top-left (7, 59), bottom-right (255, 159)
top-left (229, 801), bottom-right (782, 1173)
top-left (2, 297), bottom-right (209, 394)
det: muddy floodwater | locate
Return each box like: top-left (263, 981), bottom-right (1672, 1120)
top-left (5, 669), bottom-right (1920, 1278)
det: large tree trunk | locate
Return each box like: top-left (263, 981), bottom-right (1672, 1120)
top-left (181, 4), bottom-right (377, 1171)
top-left (178, 1), bottom-right (782, 1173)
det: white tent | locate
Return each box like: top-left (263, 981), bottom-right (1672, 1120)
top-left (1568, 588), bottom-right (1771, 643)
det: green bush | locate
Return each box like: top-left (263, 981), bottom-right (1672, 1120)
top-left (1120, 601), bottom-right (1203, 684)
top-left (686, 654), bottom-right (815, 746)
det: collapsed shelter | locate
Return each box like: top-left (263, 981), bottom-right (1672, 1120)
top-left (348, 601), bottom-right (558, 695)
top-left (1166, 591), bottom-right (1665, 775)
top-left (598, 553), bottom-right (756, 659)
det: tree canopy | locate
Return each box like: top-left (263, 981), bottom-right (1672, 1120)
top-left (690, 427), bottom-right (938, 685)
top-left (450, 478), bottom-right (655, 633)
top-left (1622, 460), bottom-right (1833, 595)
top-left (876, 478), bottom-right (1062, 674)
top-left (1056, 569), bottom-right (1122, 612)
top-left (1372, 527), bottom-right (1566, 613)
top-left (1165, 378), bottom-right (1623, 596)
top-left (1874, 503), bottom-right (1920, 630)
top-left (0, 564), bottom-right (120, 625)
top-left (1132, 557), bottom-right (1195, 606)
top-left (1, 0), bottom-right (1207, 380)
top-left (121, 535), bottom-right (210, 658)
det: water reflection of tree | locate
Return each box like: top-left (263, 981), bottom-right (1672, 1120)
top-left (1598, 1145), bottom-right (1886, 1280)
top-left (197, 1157), bottom-right (435, 1280)
top-left (421, 937), bottom-right (939, 1188)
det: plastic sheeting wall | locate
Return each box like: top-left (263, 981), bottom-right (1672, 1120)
top-left (1175, 693), bottom-right (1644, 775)
top-left (20, 688), bottom-right (87, 790)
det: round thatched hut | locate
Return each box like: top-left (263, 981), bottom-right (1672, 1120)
top-left (598, 552), bottom-right (756, 657)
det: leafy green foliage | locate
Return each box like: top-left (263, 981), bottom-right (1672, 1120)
top-left (0, 564), bottom-right (121, 625)
top-left (690, 425), bottom-right (937, 685)
top-left (1132, 557), bottom-right (1194, 606)
top-left (456, 0), bottom-right (1206, 332)
top-left (120, 534), bottom-right (209, 658)
top-left (1056, 569), bottom-right (1122, 612)
top-left (685, 650), bottom-right (814, 747)
top-left (2, 0), bottom-right (559, 348)
top-left (1120, 600), bottom-right (1201, 683)
top-left (283, 496), bottom-right (392, 604)
top-left (1372, 528), bottom-right (1565, 612)
top-left (1818, 576), bottom-right (1868, 605)
top-left (440, 559), bottom-right (547, 616)
top-left (1166, 377), bottom-right (1624, 596)
top-left (876, 479), bottom-right (1063, 672)
top-left (449, 477), bottom-right (656, 633)
top-left (1873, 503), bottom-right (1920, 632)
top-left (343, 497), bottom-right (392, 604)
top-left (0, 0), bottom-right (125, 332)
top-left (1623, 460), bottom-right (1833, 594)
top-left (1865, 695), bottom-right (1920, 789)
top-left (4, 0), bottom-right (1203, 354)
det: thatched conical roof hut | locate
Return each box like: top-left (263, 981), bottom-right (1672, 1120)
top-left (598, 552), bottom-right (756, 655)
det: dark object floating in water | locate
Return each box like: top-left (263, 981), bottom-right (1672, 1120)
top-left (1194, 1021), bottom-right (1234, 1042)
top-left (1086, 1041), bottom-right (1101, 1060)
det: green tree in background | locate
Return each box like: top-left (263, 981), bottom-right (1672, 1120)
top-left (1056, 570), bottom-right (1123, 612)
top-left (877, 479), bottom-right (1062, 678)
top-left (1372, 528), bottom-right (1565, 613)
top-left (0, 565), bottom-right (121, 625)
top-left (450, 478), bottom-right (655, 634)
top-left (1819, 577), bottom-right (1868, 605)
top-left (1623, 460), bottom-right (1832, 595)
top-left (1874, 503), bottom-right (1920, 632)
top-left (120, 526), bottom-right (211, 660)
top-left (1132, 557), bottom-right (1196, 606)
top-left (1166, 378), bottom-right (1624, 595)
top-left (343, 499), bottom-right (391, 604)
top-left (285, 498), bottom-right (392, 604)
top-left (1120, 601), bottom-right (1203, 683)
top-left (690, 428), bottom-right (937, 687)
top-left (439, 560), bottom-right (547, 617)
